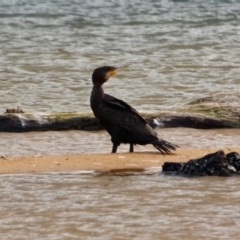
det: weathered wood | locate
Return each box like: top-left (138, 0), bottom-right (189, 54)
top-left (149, 112), bottom-right (237, 129)
top-left (0, 91), bottom-right (239, 132)
top-left (150, 91), bottom-right (240, 129)
top-left (0, 112), bottom-right (100, 132)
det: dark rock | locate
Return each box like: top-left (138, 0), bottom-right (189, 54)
top-left (162, 150), bottom-right (240, 177)
top-left (226, 152), bottom-right (240, 172)
top-left (162, 162), bottom-right (184, 172)
top-left (5, 107), bottom-right (24, 113)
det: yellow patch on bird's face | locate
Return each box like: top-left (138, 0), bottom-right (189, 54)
top-left (109, 68), bottom-right (117, 77)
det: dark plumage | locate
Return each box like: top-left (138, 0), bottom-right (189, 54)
top-left (90, 66), bottom-right (178, 154)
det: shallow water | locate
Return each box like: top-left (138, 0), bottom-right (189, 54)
top-left (0, 0), bottom-right (240, 113)
top-left (0, 0), bottom-right (239, 155)
top-left (0, 128), bottom-right (240, 156)
top-left (1, 172), bottom-right (240, 240)
top-left (1, 1), bottom-right (240, 238)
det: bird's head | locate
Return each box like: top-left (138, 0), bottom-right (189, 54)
top-left (92, 66), bottom-right (118, 86)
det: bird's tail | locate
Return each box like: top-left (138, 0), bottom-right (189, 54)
top-left (152, 139), bottom-right (178, 154)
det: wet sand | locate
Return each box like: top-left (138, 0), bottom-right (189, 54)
top-left (1, 147), bottom-right (240, 174)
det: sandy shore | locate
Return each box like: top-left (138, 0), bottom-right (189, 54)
top-left (0, 147), bottom-right (239, 174)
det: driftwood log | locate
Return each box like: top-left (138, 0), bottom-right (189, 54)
top-left (0, 91), bottom-right (239, 132)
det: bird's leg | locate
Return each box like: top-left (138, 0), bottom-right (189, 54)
top-left (129, 144), bottom-right (134, 153)
top-left (112, 144), bottom-right (118, 153)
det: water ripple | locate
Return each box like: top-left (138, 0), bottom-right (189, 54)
top-left (0, 173), bottom-right (240, 239)
top-left (0, 0), bottom-right (240, 113)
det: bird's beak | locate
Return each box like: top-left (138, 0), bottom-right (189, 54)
top-left (109, 68), bottom-right (118, 77)
top-left (109, 65), bottom-right (129, 76)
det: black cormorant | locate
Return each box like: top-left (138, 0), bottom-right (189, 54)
top-left (90, 66), bottom-right (178, 154)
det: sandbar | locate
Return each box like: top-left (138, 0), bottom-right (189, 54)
top-left (1, 147), bottom-right (240, 174)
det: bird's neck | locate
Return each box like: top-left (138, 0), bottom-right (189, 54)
top-left (90, 85), bottom-right (104, 118)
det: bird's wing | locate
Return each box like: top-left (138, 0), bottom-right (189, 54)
top-left (99, 94), bottom-right (157, 136)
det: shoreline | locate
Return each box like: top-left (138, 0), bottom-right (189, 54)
top-left (1, 147), bottom-right (240, 174)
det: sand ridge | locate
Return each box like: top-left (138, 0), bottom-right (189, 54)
top-left (0, 147), bottom-right (240, 174)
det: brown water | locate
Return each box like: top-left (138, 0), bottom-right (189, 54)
top-left (1, 128), bottom-right (240, 239)
top-left (1, 172), bottom-right (240, 239)
top-left (1, 1), bottom-right (240, 238)
top-left (0, 128), bottom-right (240, 156)
top-left (1, 1), bottom-right (240, 113)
